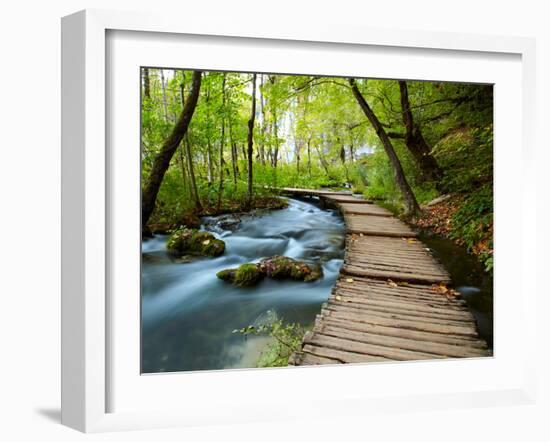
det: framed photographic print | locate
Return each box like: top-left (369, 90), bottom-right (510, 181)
top-left (61, 9), bottom-right (537, 432)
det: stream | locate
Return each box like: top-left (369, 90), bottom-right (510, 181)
top-left (141, 198), bottom-right (346, 373)
top-left (141, 197), bottom-right (494, 374)
top-left (419, 233), bottom-right (494, 350)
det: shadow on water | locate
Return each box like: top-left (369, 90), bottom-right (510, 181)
top-left (141, 197), bottom-right (345, 373)
top-left (418, 232), bottom-right (494, 350)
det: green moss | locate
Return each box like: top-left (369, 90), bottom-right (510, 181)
top-left (216, 268), bottom-right (237, 283)
top-left (259, 256), bottom-right (322, 282)
top-left (218, 256), bottom-right (323, 288)
top-left (268, 256), bottom-right (293, 279)
top-left (234, 264), bottom-right (263, 287)
top-left (304, 264), bottom-right (323, 282)
top-left (167, 228), bottom-right (225, 258)
top-left (289, 263), bottom-right (306, 280)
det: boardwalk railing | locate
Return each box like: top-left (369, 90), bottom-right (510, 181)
top-left (282, 188), bottom-right (490, 366)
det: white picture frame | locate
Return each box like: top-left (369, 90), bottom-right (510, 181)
top-left (61, 9), bottom-right (537, 433)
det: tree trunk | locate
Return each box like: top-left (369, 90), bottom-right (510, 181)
top-left (259, 75), bottom-right (266, 165)
top-left (246, 74), bottom-right (257, 208)
top-left (307, 137), bottom-right (312, 176)
top-left (177, 78), bottom-right (188, 193)
top-left (231, 142), bottom-right (239, 186)
top-left (349, 78), bottom-right (420, 217)
top-left (339, 144), bottom-right (346, 164)
top-left (272, 109), bottom-right (279, 168)
top-left (228, 117), bottom-right (239, 187)
top-left (142, 71), bottom-right (202, 227)
top-left (205, 82), bottom-right (214, 186)
top-left (142, 68), bottom-right (151, 100)
top-left (160, 69), bottom-right (169, 122)
top-left (184, 134), bottom-right (202, 213)
top-left (315, 145), bottom-right (331, 178)
top-left (296, 140), bottom-right (301, 173)
top-left (398, 80), bottom-right (443, 183)
top-left (216, 74), bottom-right (227, 211)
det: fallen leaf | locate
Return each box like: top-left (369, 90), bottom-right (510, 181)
top-left (335, 295), bottom-right (342, 301)
top-left (387, 279), bottom-right (398, 288)
top-left (202, 240), bottom-right (210, 245)
top-left (346, 278), bottom-right (354, 283)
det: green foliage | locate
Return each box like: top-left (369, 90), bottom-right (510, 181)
top-left (141, 67), bottom-right (493, 273)
top-left (449, 184), bottom-right (493, 270)
top-left (434, 125), bottom-right (493, 193)
top-left (233, 311), bottom-right (306, 367)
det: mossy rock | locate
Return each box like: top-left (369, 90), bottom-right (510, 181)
top-left (234, 263), bottom-right (264, 287)
top-left (167, 228), bottom-right (225, 257)
top-left (216, 264), bottom-right (263, 287)
top-left (304, 264), bottom-right (323, 282)
top-left (216, 268), bottom-right (237, 283)
top-left (217, 256), bottom-right (323, 288)
top-left (260, 255), bottom-right (294, 279)
top-left (258, 255), bottom-right (322, 282)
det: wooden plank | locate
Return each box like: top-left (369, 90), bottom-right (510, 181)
top-left (318, 316), bottom-right (488, 349)
top-left (280, 187), bottom-right (351, 196)
top-left (321, 308), bottom-right (478, 336)
top-left (332, 287), bottom-right (468, 310)
top-left (343, 236), bottom-right (450, 283)
top-left (343, 259), bottom-right (448, 278)
top-left (334, 276), bottom-right (462, 303)
top-left (328, 295), bottom-right (474, 321)
top-left (338, 203), bottom-right (392, 217)
top-left (343, 265), bottom-right (451, 285)
top-left (297, 352), bottom-right (341, 366)
top-left (324, 303), bottom-right (475, 328)
top-left (302, 344), bottom-right (394, 363)
top-left (345, 215), bottom-right (418, 237)
top-left (305, 332), bottom-right (444, 361)
top-left (316, 324), bottom-right (488, 358)
top-left (321, 194), bottom-right (373, 204)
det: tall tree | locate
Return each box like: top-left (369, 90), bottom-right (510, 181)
top-left (246, 74), bottom-right (257, 207)
top-left (160, 69), bottom-right (169, 122)
top-left (398, 80), bottom-right (443, 182)
top-left (177, 73), bottom-right (189, 193)
top-left (228, 116), bottom-right (239, 187)
top-left (179, 72), bottom-right (201, 210)
top-left (142, 68), bottom-right (151, 100)
top-left (216, 73), bottom-right (227, 211)
top-left (349, 78), bottom-right (420, 217)
top-left (142, 71), bottom-right (203, 227)
top-left (259, 74), bottom-right (267, 165)
top-left (205, 80), bottom-right (214, 186)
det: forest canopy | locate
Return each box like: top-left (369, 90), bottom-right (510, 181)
top-left (141, 68), bottom-right (493, 269)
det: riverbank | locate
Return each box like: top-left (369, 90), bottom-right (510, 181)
top-left (412, 190), bottom-right (493, 273)
top-left (145, 195), bottom-right (288, 236)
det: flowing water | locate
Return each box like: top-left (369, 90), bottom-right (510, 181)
top-left (141, 198), bottom-right (345, 373)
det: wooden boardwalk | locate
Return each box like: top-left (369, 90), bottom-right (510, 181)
top-left (281, 188), bottom-right (490, 366)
